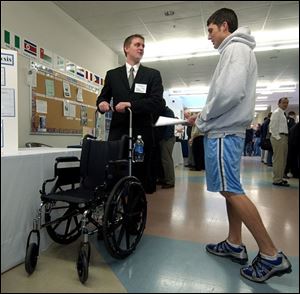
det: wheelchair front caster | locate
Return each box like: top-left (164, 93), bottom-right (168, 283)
top-left (25, 243), bottom-right (39, 275)
top-left (76, 242), bottom-right (90, 284)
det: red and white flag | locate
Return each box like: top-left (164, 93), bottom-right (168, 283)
top-left (24, 40), bottom-right (37, 57)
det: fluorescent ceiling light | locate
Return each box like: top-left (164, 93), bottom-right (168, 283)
top-left (255, 105), bottom-right (269, 111)
top-left (169, 86), bottom-right (209, 95)
top-left (256, 81), bottom-right (297, 94)
top-left (169, 81), bottom-right (297, 98)
top-left (257, 90), bottom-right (273, 95)
top-left (142, 27), bottom-right (298, 62)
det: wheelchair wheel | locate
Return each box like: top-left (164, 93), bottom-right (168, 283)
top-left (103, 176), bottom-right (147, 259)
top-left (79, 241), bottom-right (91, 264)
top-left (77, 245), bottom-right (89, 284)
top-left (25, 243), bottom-right (39, 275)
top-left (45, 202), bottom-right (81, 244)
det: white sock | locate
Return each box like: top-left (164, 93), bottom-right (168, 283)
top-left (226, 239), bottom-right (242, 248)
top-left (260, 252), bottom-right (278, 261)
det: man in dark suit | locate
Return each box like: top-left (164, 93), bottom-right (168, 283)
top-left (96, 34), bottom-right (165, 193)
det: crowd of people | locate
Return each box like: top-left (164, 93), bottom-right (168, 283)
top-left (242, 104), bottom-right (299, 184)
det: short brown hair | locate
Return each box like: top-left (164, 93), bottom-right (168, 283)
top-left (207, 8), bottom-right (238, 33)
top-left (123, 34), bottom-right (144, 56)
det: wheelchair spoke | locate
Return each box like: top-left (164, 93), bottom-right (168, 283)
top-left (125, 229), bottom-right (130, 249)
top-left (64, 216), bottom-right (72, 236)
top-left (50, 205), bottom-right (70, 210)
top-left (45, 203), bottom-right (81, 244)
top-left (116, 223), bottom-right (126, 246)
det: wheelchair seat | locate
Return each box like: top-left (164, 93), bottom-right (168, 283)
top-left (42, 187), bottom-right (97, 204)
top-left (42, 135), bottom-right (129, 204)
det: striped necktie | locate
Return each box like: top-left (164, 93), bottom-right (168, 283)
top-left (128, 67), bottom-right (134, 88)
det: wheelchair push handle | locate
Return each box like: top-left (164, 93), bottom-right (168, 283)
top-left (125, 107), bottom-right (133, 177)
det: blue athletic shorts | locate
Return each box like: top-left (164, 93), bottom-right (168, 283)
top-left (204, 135), bottom-right (245, 194)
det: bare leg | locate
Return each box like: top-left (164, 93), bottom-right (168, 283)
top-left (221, 191), bottom-right (277, 256)
top-left (225, 199), bottom-right (242, 244)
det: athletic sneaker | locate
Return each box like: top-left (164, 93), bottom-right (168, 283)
top-left (240, 251), bottom-right (292, 283)
top-left (206, 240), bottom-right (248, 265)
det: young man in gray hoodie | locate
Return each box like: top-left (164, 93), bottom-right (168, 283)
top-left (189, 8), bottom-right (292, 283)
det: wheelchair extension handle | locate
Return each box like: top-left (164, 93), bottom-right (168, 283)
top-left (126, 107), bottom-right (133, 177)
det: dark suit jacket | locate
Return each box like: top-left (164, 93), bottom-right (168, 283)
top-left (96, 64), bottom-right (165, 193)
top-left (96, 64), bottom-right (165, 145)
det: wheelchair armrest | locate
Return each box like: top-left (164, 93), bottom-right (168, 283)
top-left (40, 177), bottom-right (56, 195)
top-left (55, 156), bottom-right (79, 163)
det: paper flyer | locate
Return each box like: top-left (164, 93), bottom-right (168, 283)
top-left (154, 116), bottom-right (188, 127)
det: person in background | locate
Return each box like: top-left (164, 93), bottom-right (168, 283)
top-left (287, 111), bottom-right (296, 130)
top-left (243, 125), bottom-right (254, 156)
top-left (189, 8), bottom-right (292, 283)
top-left (253, 123), bottom-right (261, 156)
top-left (284, 111), bottom-right (297, 178)
top-left (184, 109), bottom-right (195, 168)
top-left (175, 119), bottom-right (185, 141)
top-left (288, 122), bottom-right (299, 178)
top-left (189, 113), bottom-right (205, 171)
top-left (157, 106), bottom-right (176, 189)
top-left (260, 112), bottom-right (273, 166)
top-left (269, 97), bottom-right (290, 187)
top-left (97, 34), bottom-right (165, 194)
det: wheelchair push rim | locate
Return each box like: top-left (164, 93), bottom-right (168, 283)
top-left (45, 202), bottom-right (82, 244)
top-left (103, 176), bottom-right (147, 259)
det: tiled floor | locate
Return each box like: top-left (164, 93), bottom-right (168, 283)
top-left (1, 156), bottom-right (299, 293)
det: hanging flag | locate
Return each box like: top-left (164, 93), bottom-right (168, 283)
top-left (40, 47), bottom-right (53, 65)
top-left (85, 70), bottom-right (89, 80)
top-left (54, 54), bottom-right (65, 71)
top-left (94, 74), bottom-right (100, 84)
top-left (76, 66), bottom-right (85, 79)
top-left (66, 61), bottom-right (76, 75)
top-left (23, 40), bottom-right (37, 57)
top-left (4, 30), bottom-right (21, 50)
top-left (85, 70), bottom-right (93, 81)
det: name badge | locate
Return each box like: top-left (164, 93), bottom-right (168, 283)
top-left (134, 83), bottom-right (147, 93)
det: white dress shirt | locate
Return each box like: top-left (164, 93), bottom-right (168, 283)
top-left (126, 62), bottom-right (140, 79)
top-left (269, 107), bottom-right (288, 140)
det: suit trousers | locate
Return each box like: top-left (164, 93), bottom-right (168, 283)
top-left (270, 135), bottom-right (288, 183)
top-left (159, 137), bottom-right (176, 185)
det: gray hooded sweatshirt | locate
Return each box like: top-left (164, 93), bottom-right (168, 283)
top-left (196, 27), bottom-right (257, 138)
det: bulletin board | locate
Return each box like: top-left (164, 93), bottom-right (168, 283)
top-left (30, 67), bottom-right (99, 135)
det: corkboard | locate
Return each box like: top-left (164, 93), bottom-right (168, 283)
top-left (31, 70), bottom-right (98, 135)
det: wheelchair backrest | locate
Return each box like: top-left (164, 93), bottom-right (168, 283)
top-left (80, 135), bottom-right (128, 189)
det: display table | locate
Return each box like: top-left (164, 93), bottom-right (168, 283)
top-left (172, 141), bottom-right (184, 167)
top-left (1, 148), bottom-right (81, 273)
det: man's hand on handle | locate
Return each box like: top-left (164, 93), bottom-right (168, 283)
top-left (98, 101), bottom-right (111, 112)
top-left (98, 101), bottom-right (131, 113)
top-left (115, 102), bottom-right (131, 113)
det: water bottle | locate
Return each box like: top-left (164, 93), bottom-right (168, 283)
top-left (134, 135), bottom-right (144, 162)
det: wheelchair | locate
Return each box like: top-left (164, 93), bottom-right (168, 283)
top-left (25, 109), bottom-right (147, 284)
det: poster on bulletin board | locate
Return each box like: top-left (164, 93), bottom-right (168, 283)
top-left (1, 48), bottom-right (18, 154)
top-left (30, 62), bottom-right (100, 136)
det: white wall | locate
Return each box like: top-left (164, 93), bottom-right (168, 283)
top-left (1, 1), bottom-right (118, 147)
top-left (163, 90), bottom-right (183, 118)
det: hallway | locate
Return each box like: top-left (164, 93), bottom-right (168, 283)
top-left (1, 156), bottom-right (299, 293)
